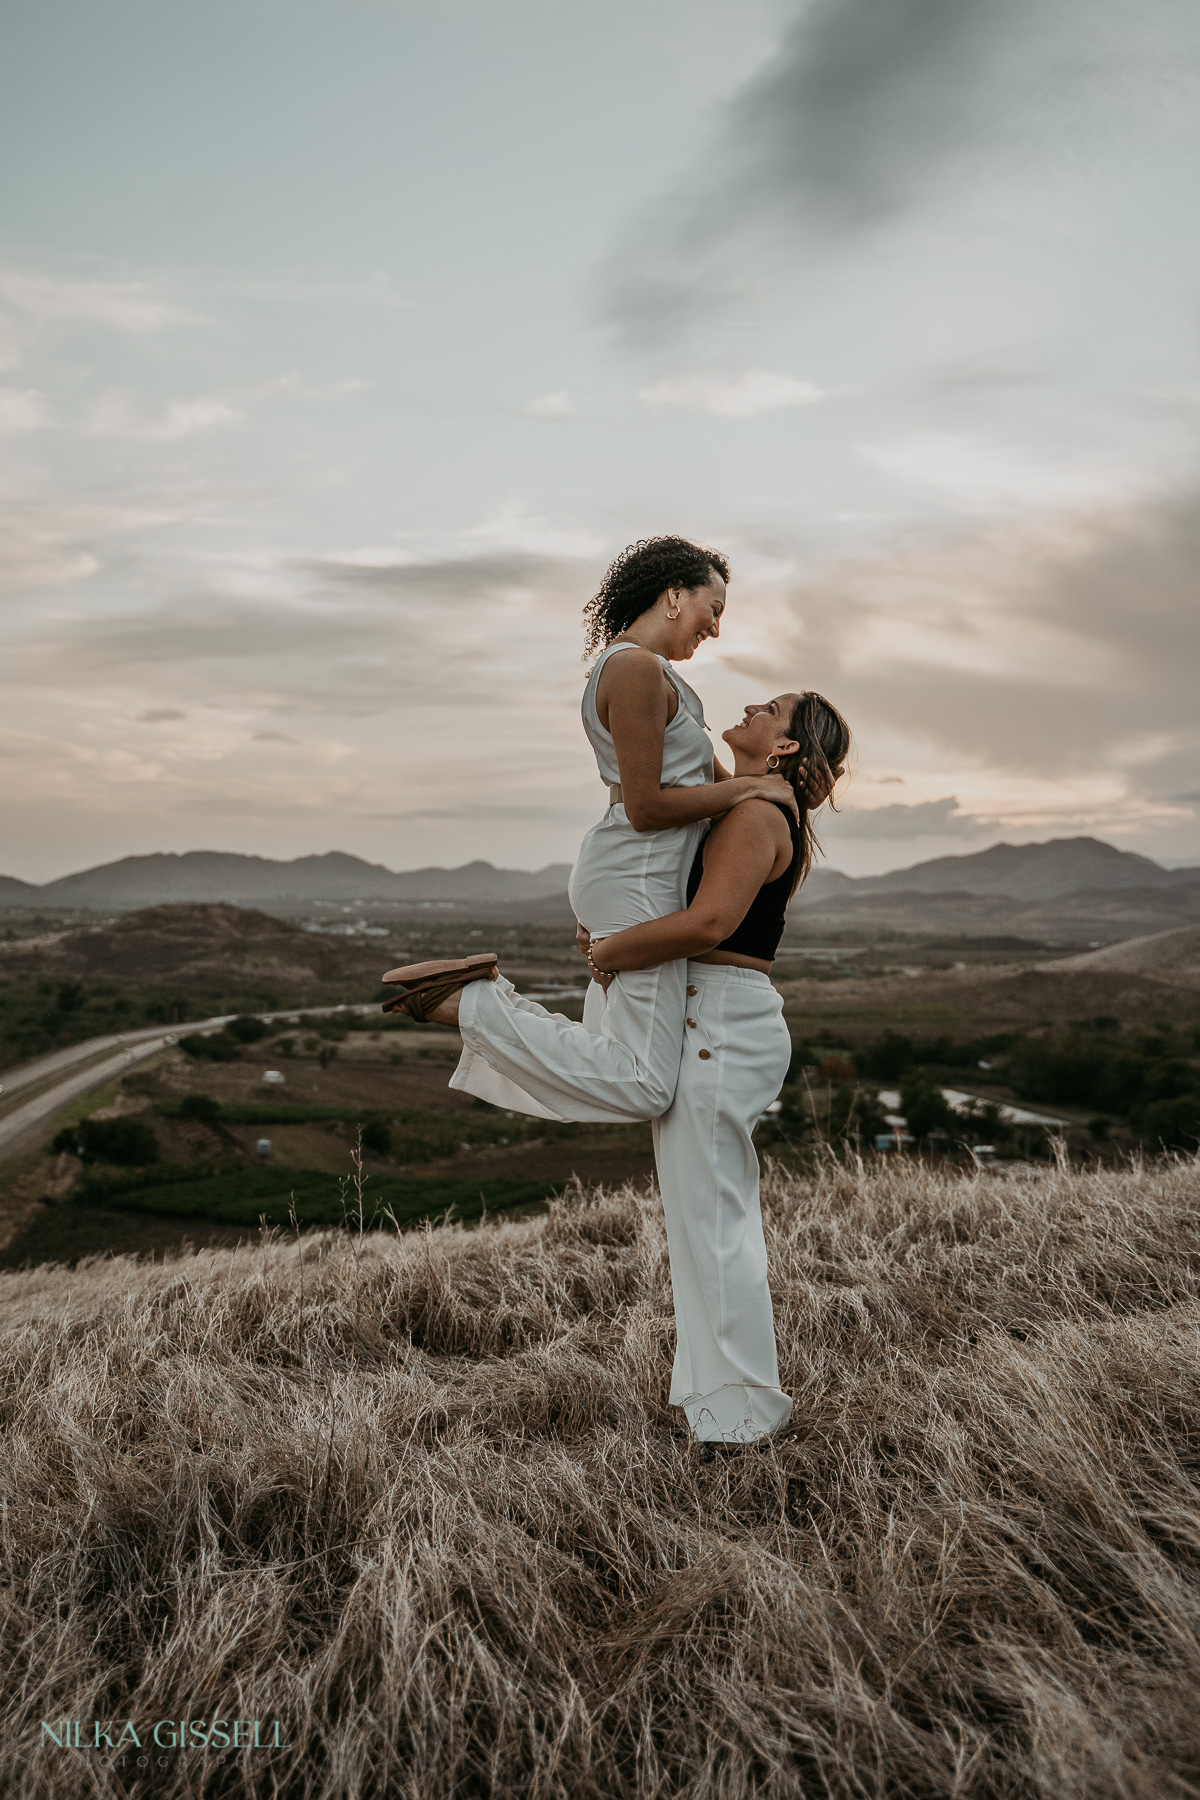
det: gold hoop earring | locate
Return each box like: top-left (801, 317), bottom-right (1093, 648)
top-left (766, 754), bottom-right (780, 770)
top-left (665, 601), bottom-right (681, 620)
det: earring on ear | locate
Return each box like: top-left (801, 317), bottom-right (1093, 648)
top-left (665, 591), bottom-right (682, 619)
top-left (766, 754), bottom-right (780, 770)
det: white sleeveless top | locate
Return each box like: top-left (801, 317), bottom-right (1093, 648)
top-left (581, 642), bottom-right (713, 789)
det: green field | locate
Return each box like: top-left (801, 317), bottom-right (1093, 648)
top-left (77, 1164), bottom-right (562, 1229)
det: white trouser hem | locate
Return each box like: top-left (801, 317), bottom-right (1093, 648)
top-left (681, 1384), bottom-right (793, 1444)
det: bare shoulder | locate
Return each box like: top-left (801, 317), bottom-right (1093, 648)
top-left (596, 646), bottom-right (674, 726)
top-left (596, 646), bottom-right (667, 697)
top-left (711, 797), bottom-right (790, 845)
top-left (705, 798), bottom-right (790, 864)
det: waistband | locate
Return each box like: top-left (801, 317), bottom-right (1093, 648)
top-left (685, 960), bottom-right (776, 988)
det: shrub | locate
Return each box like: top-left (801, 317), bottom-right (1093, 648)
top-left (899, 1071), bottom-right (958, 1142)
top-left (855, 1029), bottom-right (916, 1081)
top-left (179, 1094), bottom-right (224, 1122)
top-left (361, 1118), bottom-right (392, 1157)
top-left (1137, 1095), bottom-right (1200, 1150)
top-left (959, 1099), bottom-right (1005, 1144)
top-left (178, 1032), bottom-right (240, 1062)
top-left (52, 1117), bottom-right (160, 1166)
top-left (826, 1083), bottom-right (889, 1146)
top-left (226, 1015), bottom-right (270, 1044)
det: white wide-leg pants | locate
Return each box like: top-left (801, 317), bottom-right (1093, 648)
top-left (653, 962), bottom-right (793, 1443)
top-left (450, 804), bottom-right (706, 1123)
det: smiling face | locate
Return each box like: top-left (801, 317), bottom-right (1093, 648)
top-left (721, 694), bottom-right (803, 771)
top-left (663, 569), bottom-right (727, 660)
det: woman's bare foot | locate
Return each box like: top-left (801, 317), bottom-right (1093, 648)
top-left (427, 988), bottom-right (462, 1026)
top-left (425, 962), bottom-right (499, 1026)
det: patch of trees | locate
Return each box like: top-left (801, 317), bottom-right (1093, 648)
top-left (52, 1117), bottom-right (160, 1166)
top-left (0, 980), bottom-right (282, 1062)
top-left (841, 1021), bottom-right (1200, 1151)
top-left (1006, 1027), bottom-right (1200, 1149)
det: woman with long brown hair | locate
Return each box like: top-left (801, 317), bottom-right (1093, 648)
top-left (581, 690), bottom-right (851, 1444)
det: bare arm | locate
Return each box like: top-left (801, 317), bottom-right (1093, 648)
top-left (602, 650), bottom-right (797, 831)
top-left (590, 802), bottom-right (789, 971)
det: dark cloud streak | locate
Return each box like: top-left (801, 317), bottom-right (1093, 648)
top-left (293, 549), bottom-right (590, 599)
top-left (601, 0), bottom-right (1199, 342)
top-left (827, 795), bottom-right (986, 840)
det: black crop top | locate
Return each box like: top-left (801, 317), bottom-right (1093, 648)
top-left (685, 802), bottom-right (802, 962)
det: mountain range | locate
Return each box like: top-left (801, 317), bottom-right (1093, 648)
top-left (0, 850), bottom-right (574, 908)
top-left (841, 837), bottom-right (1190, 901)
top-left (2, 837), bottom-right (1199, 914)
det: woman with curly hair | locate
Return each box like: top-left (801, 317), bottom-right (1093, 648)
top-left (385, 535), bottom-right (809, 1121)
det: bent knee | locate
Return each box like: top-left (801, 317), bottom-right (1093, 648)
top-left (630, 1078), bottom-right (675, 1119)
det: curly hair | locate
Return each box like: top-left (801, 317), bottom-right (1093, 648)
top-left (778, 692), bottom-right (851, 897)
top-left (581, 535), bottom-right (730, 659)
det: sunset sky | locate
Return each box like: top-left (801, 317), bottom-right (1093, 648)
top-left (3, 0), bottom-right (1200, 884)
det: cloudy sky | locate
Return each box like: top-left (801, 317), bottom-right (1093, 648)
top-left (3, 0), bottom-right (1200, 884)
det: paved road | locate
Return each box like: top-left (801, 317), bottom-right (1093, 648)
top-left (0, 1004), bottom-right (376, 1161)
top-left (0, 1018), bottom-right (233, 1102)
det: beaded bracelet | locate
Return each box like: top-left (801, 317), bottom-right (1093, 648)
top-left (586, 945), bottom-right (612, 981)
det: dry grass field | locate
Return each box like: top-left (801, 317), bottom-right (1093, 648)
top-left (4, 1152), bottom-right (1200, 1798)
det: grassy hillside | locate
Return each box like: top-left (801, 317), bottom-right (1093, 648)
top-left (0, 904), bottom-right (391, 1063)
top-left (4, 1154), bottom-right (1200, 1796)
top-left (0, 903), bottom-right (586, 1065)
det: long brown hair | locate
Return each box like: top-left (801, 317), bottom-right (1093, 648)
top-left (775, 691), bottom-right (851, 896)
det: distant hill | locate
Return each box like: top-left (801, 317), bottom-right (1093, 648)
top-left (786, 881), bottom-right (1200, 946)
top-left (848, 837), bottom-right (1186, 902)
top-left (792, 866), bottom-right (855, 903)
top-left (0, 850), bottom-right (574, 910)
top-left (0, 903), bottom-right (390, 995)
top-left (0, 874), bottom-right (37, 903)
top-left (1039, 924), bottom-right (1200, 979)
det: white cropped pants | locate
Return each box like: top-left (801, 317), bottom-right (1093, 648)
top-left (453, 949), bottom-right (793, 1444)
top-left (654, 962), bottom-right (793, 1443)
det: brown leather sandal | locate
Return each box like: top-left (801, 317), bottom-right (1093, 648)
top-left (382, 952), bottom-right (498, 990)
top-left (380, 953), bottom-right (499, 1022)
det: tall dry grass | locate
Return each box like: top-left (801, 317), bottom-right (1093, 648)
top-left (3, 1153), bottom-right (1200, 1798)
